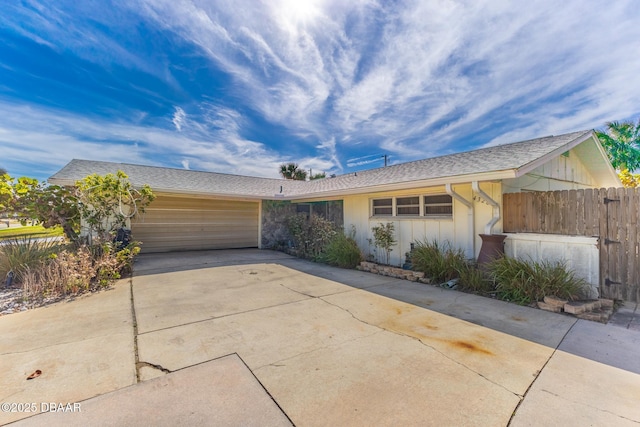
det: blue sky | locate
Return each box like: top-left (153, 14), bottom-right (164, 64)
top-left (1, 0), bottom-right (639, 182)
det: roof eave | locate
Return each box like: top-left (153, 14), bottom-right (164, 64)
top-left (512, 130), bottom-right (621, 186)
top-left (48, 177), bottom-right (269, 201)
top-left (513, 130), bottom-right (593, 177)
top-left (287, 170), bottom-right (517, 201)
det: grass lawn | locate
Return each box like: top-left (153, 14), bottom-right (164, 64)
top-left (0, 225), bottom-right (64, 241)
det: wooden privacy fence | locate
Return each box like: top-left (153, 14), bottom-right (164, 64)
top-left (503, 188), bottom-right (639, 302)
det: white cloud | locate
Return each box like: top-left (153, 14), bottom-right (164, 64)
top-left (0, 102), bottom-right (331, 180)
top-left (172, 107), bottom-right (186, 131)
top-left (3, 0), bottom-right (640, 176)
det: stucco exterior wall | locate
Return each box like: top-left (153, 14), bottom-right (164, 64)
top-left (502, 148), bottom-right (597, 192)
top-left (343, 182), bottom-right (501, 266)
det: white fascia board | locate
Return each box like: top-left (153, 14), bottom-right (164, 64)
top-left (513, 130), bottom-right (594, 177)
top-left (288, 170), bottom-right (517, 201)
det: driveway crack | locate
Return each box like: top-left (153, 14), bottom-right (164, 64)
top-left (279, 282), bottom-right (315, 298)
top-left (136, 361), bottom-right (172, 374)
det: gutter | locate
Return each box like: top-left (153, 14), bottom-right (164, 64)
top-left (472, 181), bottom-right (500, 235)
top-left (445, 183), bottom-right (475, 257)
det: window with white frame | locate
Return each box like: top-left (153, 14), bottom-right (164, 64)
top-left (396, 196), bottom-right (420, 216)
top-left (372, 198), bottom-right (392, 216)
top-left (371, 194), bottom-right (453, 218)
top-left (423, 194), bottom-right (453, 217)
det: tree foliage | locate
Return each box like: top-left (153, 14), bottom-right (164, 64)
top-left (279, 163), bottom-right (307, 181)
top-left (618, 168), bottom-right (640, 188)
top-left (11, 177), bottom-right (80, 240)
top-left (310, 172), bottom-right (326, 180)
top-left (0, 171), bottom-right (155, 242)
top-left (75, 171), bottom-right (155, 240)
top-left (595, 119), bottom-right (640, 171)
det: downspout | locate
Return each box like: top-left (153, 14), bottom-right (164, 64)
top-left (472, 181), bottom-right (500, 235)
top-left (445, 183), bottom-right (475, 257)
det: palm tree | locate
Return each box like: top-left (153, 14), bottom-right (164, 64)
top-left (279, 163), bottom-right (307, 181)
top-left (595, 119), bottom-right (640, 171)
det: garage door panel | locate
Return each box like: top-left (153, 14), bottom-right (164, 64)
top-left (137, 211), bottom-right (258, 223)
top-left (145, 197), bottom-right (252, 210)
top-left (132, 195), bottom-right (259, 252)
top-left (133, 226), bottom-right (258, 238)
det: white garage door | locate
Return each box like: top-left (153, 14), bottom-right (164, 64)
top-left (131, 195), bottom-right (259, 253)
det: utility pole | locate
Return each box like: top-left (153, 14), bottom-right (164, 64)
top-left (382, 154), bottom-right (388, 167)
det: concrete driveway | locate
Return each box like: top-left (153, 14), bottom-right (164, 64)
top-left (1, 249), bottom-right (639, 426)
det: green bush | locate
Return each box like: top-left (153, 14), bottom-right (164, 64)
top-left (488, 257), bottom-right (587, 305)
top-left (456, 262), bottom-right (494, 295)
top-left (321, 230), bottom-right (363, 268)
top-left (287, 214), bottom-right (337, 259)
top-left (410, 239), bottom-right (466, 283)
top-left (0, 236), bottom-right (62, 284)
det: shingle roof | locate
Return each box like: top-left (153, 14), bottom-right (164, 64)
top-left (49, 160), bottom-right (308, 199)
top-left (301, 130), bottom-right (595, 196)
top-left (49, 130), bottom-right (602, 199)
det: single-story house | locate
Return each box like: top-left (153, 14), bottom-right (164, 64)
top-left (49, 129), bottom-right (620, 265)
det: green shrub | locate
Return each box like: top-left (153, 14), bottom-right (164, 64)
top-left (456, 262), bottom-right (494, 295)
top-left (411, 239), bottom-right (466, 283)
top-left (321, 230), bottom-right (363, 268)
top-left (287, 214), bottom-right (337, 259)
top-left (488, 257), bottom-right (587, 305)
top-left (0, 236), bottom-right (62, 284)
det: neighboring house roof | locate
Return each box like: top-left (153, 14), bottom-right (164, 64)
top-left (49, 130), bottom-right (619, 200)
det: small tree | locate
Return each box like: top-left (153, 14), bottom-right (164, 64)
top-left (76, 171), bottom-right (155, 241)
top-left (13, 178), bottom-right (80, 240)
top-left (2, 171), bottom-right (155, 242)
top-left (371, 222), bottom-right (397, 265)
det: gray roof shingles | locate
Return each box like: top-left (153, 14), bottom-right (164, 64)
top-left (49, 130), bottom-right (593, 199)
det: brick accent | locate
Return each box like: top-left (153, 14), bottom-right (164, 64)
top-left (543, 296), bottom-right (568, 308)
top-left (538, 301), bottom-right (562, 313)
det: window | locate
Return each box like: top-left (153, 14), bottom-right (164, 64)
top-left (423, 195), bottom-right (453, 217)
top-left (371, 194), bottom-right (453, 218)
top-left (396, 196), bottom-right (420, 216)
top-left (372, 198), bottom-right (392, 216)
top-left (296, 203), bottom-right (311, 219)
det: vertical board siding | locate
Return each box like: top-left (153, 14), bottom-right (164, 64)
top-left (503, 188), bottom-right (640, 302)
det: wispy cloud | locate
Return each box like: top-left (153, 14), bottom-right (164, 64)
top-left (0, 102), bottom-right (296, 180)
top-left (134, 0), bottom-right (640, 159)
top-left (172, 107), bottom-right (186, 131)
top-left (1, 0), bottom-right (639, 179)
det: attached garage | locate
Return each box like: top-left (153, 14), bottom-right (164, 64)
top-left (131, 195), bottom-right (259, 253)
